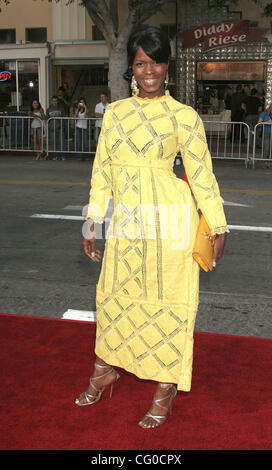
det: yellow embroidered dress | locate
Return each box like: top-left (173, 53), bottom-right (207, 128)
top-left (87, 91), bottom-right (229, 392)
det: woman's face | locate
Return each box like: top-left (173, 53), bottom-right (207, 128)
top-left (32, 100), bottom-right (39, 109)
top-left (132, 46), bottom-right (168, 99)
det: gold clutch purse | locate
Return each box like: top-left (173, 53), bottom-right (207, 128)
top-left (193, 214), bottom-right (215, 272)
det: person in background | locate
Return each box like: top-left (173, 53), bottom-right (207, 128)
top-left (257, 89), bottom-right (265, 111)
top-left (74, 97), bottom-right (89, 161)
top-left (57, 86), bottom-right (71, 117)
top-left (94, 92), bottom-right (109, 143)
top-left (223, 86), bottom-right (232, 136)
top-left (230, 84), bottom-right (245, 142)
top-left (242, 84), bottom-right (250, 98)
top-left (258, 103), bottom-right (272, 168)
top-left (223, 86), bottom-right (232, 114)
top-left (62, 82), bottom-right (71, 101)
top-left (46, 96), bottom-right (66, 160)
top-left (58, 86), bottom-right (72, 140)
top-left (242, 88), bottom-right (262, 147)
top-left (29, 98), bottom-right (45, 160)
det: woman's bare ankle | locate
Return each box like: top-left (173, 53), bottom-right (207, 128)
top-left (94, 356), bottom-right (108, 366)
top-left (138, 383), bottom-right (177, 428)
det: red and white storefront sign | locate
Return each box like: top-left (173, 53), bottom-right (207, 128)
top-left (178, 20), bottom-right (269, 51)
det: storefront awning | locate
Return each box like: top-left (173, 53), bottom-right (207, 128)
top-left (52, 41), bottom-right (109, 64)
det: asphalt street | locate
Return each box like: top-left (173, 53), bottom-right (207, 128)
top-left (0, 154), bottom-right (271, 338)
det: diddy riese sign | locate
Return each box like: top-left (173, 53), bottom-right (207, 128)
top-left (178, 20), bottom-right (269, 51)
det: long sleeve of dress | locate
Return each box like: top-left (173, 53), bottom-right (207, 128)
top-left (86, 107), bottom-right (112, 223)
top-left (179, 107), bottom-right (230, 236)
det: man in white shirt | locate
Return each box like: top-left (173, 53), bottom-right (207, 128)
top-left (94, 92), bottom-right (109, 143)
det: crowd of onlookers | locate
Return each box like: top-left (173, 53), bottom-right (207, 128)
top-left (28, 82), bottom-right (272, 167)
top-left (28, 83), bottom-right (109, 161)
top-left (224, 84), bottom-right (272, 167)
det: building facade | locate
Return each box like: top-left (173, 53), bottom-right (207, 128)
top-left (0, 0), bottom-right (176, 115)
top-left (1, 0), bottom-right (270, 119)
top-left (176, 0), bottom-right (272, 120)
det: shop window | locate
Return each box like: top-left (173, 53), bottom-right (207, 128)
top-left (54, 64), bottom-right (109, 113)
top-left (0, 29), bottom-right (16, 44)
top-left (167, 59), bottom-right (176, 98)
top-left (86, 66), bottom-right (108, 86)
top-left (0, 61), bottom-right (16, 112)
top-left (92, 25), bottom-right (105, 41)
top-left (0, 60), bottom-right (39, 113)
top-left (196, 62), bottom-right (266, 116)
top-left (160, 24), bottom-right (176, 40)
top-left (25, 28), bottom-right (47, 43)
top-left (18, 61), bottom-right (39, 111)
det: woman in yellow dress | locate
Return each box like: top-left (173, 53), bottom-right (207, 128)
top-left (75, 25), bottom-right (229, 429)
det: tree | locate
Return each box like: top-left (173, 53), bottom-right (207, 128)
top-left (80, 0), bottom-right (175, 100)
top-left (0, 0), bottom-right (176, 99)
top-left (1, 0), bottom-right (272, 100)
top-left (73, 0), bottom-right (272, 100)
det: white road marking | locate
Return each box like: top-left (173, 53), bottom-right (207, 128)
top-left (223, 201), bottom-right (251, 207)
top-left (31, 214), bottom-right (84, 220)
top-left (30, 214), bottom-right (272, 232)
top-left (64, 205), bottom-right (84, 210)
top-left (62, 309), bottom-right (96, 322)
top-left (228, 224), bottom-right (272, 232)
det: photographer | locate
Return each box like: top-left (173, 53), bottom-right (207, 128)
top-left (74, 97), bottom-right (89, 161)
top-left (94, 92), bottom-right (109, 143)
top-left (58, 86), bottom-right (72, 141)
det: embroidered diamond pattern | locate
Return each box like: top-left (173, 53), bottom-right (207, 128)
top-left (89, 94), bottom-right (227, 391)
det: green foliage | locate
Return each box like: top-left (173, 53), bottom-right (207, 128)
top-left (263, 2), bottom-right (272, 16)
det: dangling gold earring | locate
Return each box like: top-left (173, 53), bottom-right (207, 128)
top-left (164, 71), bottom-right (169, 90)
top-left (131, 75), bottom-right (139, 96)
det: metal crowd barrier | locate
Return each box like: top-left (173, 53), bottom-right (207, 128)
top-left (202, 120), bottom-right (250, 167)
top-left (0, 115), bottom-right (97, 159)
top-left (0, 115), bottom-right (44, 157)
top-left (2, 115), bottom-right (264, 169)
top-left (46, 117), bottom-right (97, 158)
top-left (252, 122), bottom-right (272, 168)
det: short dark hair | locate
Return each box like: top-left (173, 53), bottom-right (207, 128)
top-left (124, 25), bottom-right (171, 81)
top-left (31, 99), bottom-right (41, 111)
top-left (251, 88), bottom-right (258, 95)
top-left (51, 95), bottom-right (58, 101)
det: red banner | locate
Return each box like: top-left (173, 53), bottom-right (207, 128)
top-left (178, 20), bottom-right (269, 51)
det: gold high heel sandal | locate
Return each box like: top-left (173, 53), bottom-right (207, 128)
top-left (138, 383), bottom-right (177, 429)
top-left (75, 362), bottom-right (120, 406)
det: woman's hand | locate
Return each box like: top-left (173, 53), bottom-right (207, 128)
top-left (212, 233), bottom-right (227, 268)
top-left (82, 220), bottom-right (101, 262)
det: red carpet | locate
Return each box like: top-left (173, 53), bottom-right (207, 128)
top-left (0, 313), bottom-right (271, 450)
